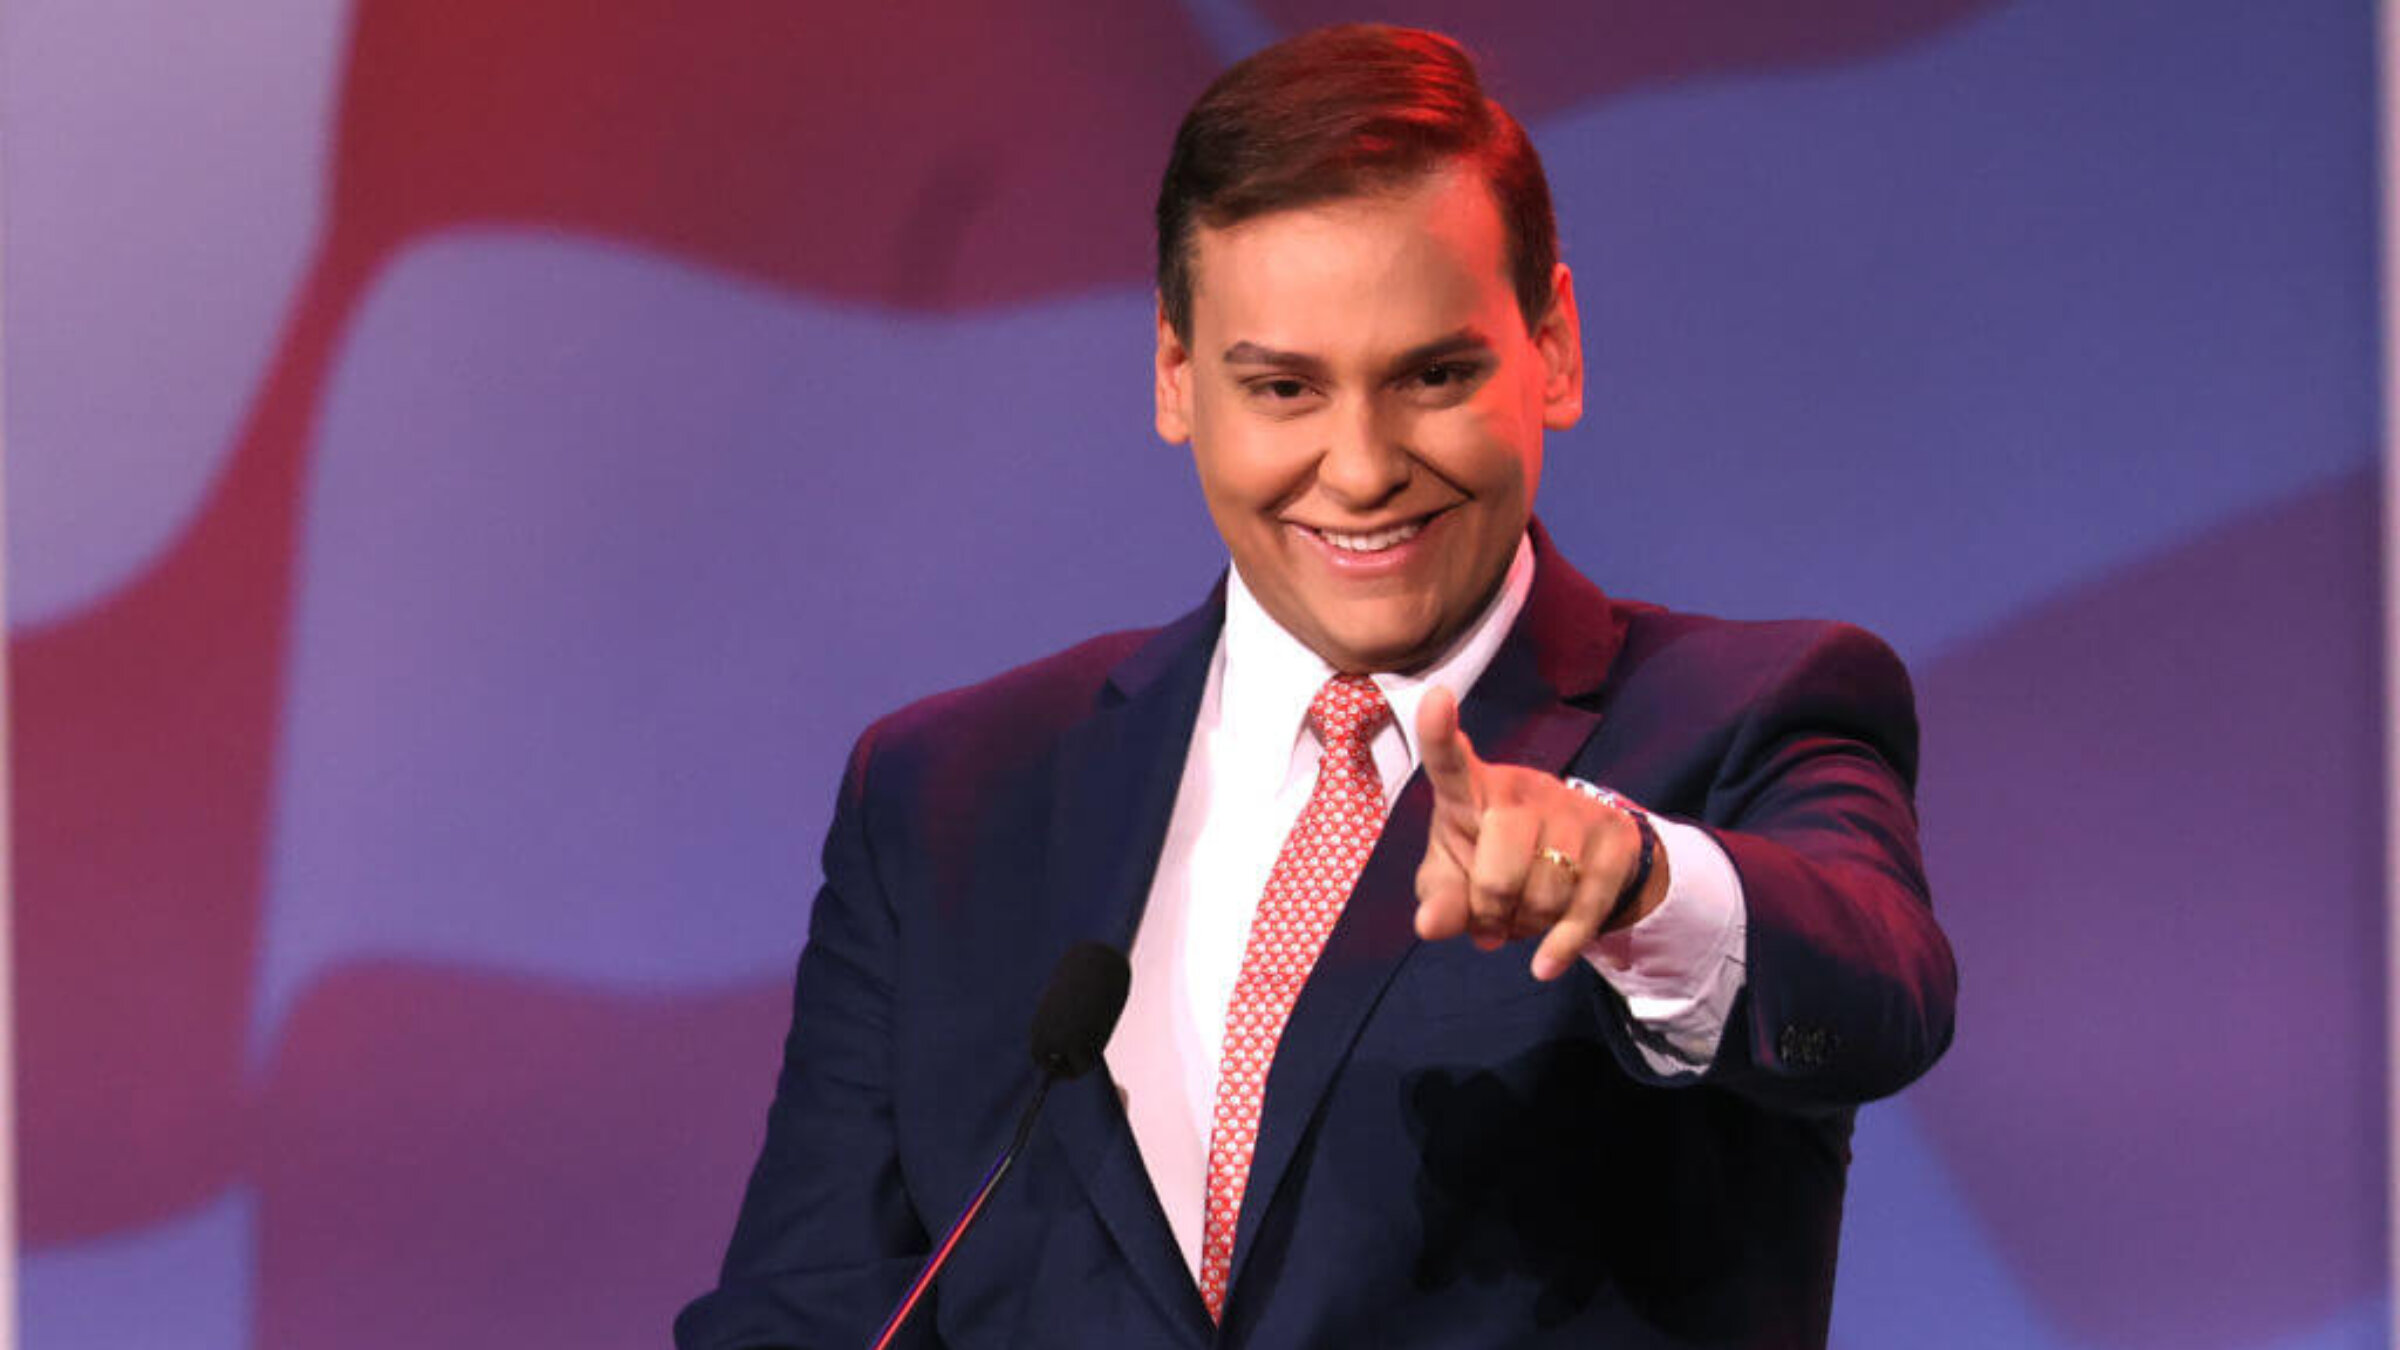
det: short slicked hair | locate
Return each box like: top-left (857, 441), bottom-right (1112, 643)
top-left (1155, 24), bottom-right (1559, 343)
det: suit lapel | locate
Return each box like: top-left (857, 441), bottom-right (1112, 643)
top-left (1039, 589), bottom-right (1222, 1340)
top-left (1223, 526), bottom-right (1629, 1305)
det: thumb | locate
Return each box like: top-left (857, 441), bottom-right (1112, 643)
top-left (1415, 685), bottom-right (1483, 813)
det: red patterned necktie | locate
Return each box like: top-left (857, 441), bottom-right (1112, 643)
top-left (1197, 673), bottom-right (1393, 1321)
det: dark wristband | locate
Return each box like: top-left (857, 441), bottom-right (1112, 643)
top-left (1610, 806), bottom-right (1658, 925)
top-left (1565, 777), bottom-right (1659, 925)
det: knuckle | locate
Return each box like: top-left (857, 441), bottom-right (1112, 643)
top-left (1518, 870), bottom-right (1562, 913)
top-left (1579, 825), bottom-right (1627, 881)
top-left (1470, 859), bottom-right (1518, 899)
top-left (1469, 886), bottom-right (1518, 926)
top-left (1467, 882), bottom-right (1506, 916)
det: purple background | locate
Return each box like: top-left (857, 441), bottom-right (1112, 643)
top-left (6, 1), bottom-right (2387, 1346)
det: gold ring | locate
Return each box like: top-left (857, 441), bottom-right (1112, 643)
top-left (1536, 846), bottom-right (1580, 885)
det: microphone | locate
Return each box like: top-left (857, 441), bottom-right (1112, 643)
top-left (1030, 941), bottom-right (1133, 1078)
top-left (867, 942), bottom-right (1130, 1350)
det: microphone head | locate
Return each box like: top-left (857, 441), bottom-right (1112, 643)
top-left (1029, 942), bottom-right (1131, 1080)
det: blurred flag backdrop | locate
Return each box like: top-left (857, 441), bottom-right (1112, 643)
top-left (4, 2), bottom-right (2389, 1346)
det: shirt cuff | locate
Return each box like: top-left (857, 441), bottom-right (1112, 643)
top-left (1582, 815), bottom-right (1748, 1080)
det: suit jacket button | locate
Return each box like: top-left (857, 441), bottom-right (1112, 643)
top-left (1778, 1023), bottom-right (1838, 1071)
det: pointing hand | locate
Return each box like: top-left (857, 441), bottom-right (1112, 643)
top-left (1411, 686), bottom-right (1667, 981)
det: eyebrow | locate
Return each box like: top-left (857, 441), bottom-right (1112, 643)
top-left (1220, 327), bottom-right (1494, 380)
top-left (1220, 340), bottom-right (1329, 378)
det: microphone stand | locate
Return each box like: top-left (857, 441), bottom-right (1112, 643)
top-left (865, 1077), bottom-right (1055, 1350)
top-left (864, 939), bottom-right (1124, 1349)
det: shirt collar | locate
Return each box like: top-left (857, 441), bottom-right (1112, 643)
top-left (1219, 532), bottom-right (1536, 778)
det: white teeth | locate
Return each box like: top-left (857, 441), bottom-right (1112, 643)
top-left (1313, 520), bottom-right (1424, 553)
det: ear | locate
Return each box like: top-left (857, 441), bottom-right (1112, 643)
top-left (1535, 263), bottom-right (1584, 432)
top-left (1154, 296), bottom-right (1194, 445)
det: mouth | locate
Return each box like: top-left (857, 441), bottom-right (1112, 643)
top-left (1294, 511), bottom-right (1441, 555)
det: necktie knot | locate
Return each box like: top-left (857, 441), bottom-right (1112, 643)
top-left (1306, 674), bottom-right (1390, 755)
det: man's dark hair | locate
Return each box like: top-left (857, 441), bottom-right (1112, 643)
top-left (1155, 24), bottom-right (1558, 343)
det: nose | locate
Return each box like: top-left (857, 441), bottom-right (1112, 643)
top-left (1316, 396), bottom-right (1411, 509)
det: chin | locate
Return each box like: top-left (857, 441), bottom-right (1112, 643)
top-left (1316, 622), bottom-right (1445, 676)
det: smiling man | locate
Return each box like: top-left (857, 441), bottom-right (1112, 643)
top-left (1159, 159), bottom-right (1568, 680)
top-left (679, 24), bottom-right (1955, 1350)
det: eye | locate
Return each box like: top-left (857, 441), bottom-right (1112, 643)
top-left (1243, 375), bottom-right (1319, 407)
top-left (1405, 360), bottom-right (1487, 402)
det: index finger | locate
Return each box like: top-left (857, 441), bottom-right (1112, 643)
top-left (1415, 685), bottom-right (1484, 813)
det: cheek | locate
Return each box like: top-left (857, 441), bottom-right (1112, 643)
top-left (1192, 444), bottom-right (1281, 531)
top-left (1194, 414), bottom-right (1315, 512)
top-left (1420, 405), bottom-right (1538, 497)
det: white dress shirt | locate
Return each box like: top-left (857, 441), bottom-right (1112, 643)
top-left (1102, 534), bottom-right (1748, 1281)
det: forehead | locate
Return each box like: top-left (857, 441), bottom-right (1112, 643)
top-left (1186, 167), bottom-right (1517, 351)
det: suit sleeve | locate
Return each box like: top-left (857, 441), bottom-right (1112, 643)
top-left (674, 725), bottom-right (939, 1350)
top-left (1693, 622), bottom-right (1956, 1111)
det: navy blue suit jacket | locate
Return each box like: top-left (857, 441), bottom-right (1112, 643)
top-left (677, 532), bottom-right (1956, 1348)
